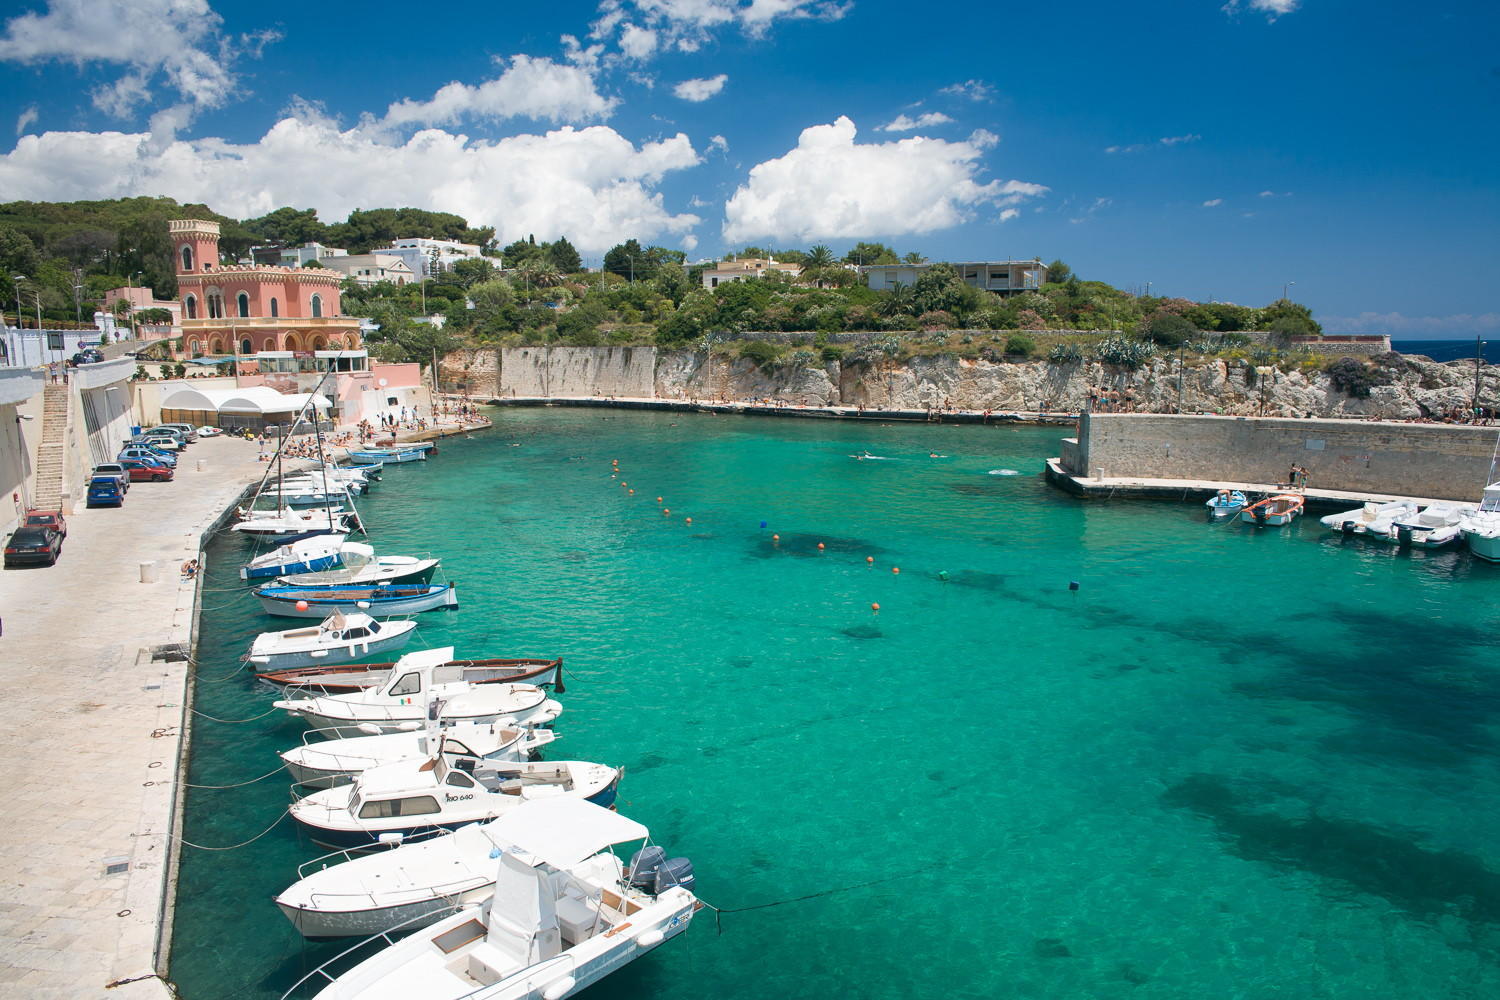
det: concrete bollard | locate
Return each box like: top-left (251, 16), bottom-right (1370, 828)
top-left (139, 561), bottom-right (157, 584)
top-left (196, 459), bottom-right (207, 473)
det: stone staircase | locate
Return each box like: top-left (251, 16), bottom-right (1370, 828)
top-left (30, 384), bottom-right (69, 511)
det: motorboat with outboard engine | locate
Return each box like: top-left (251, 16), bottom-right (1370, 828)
top-left (245, 612), bottom-right (418, 670)
top-left (281, 719), bottom-right (558, 789)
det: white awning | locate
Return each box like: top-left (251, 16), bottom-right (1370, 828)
top-left (480, 797), bottom-right (648, 870)
top-left (160, 385), bottom-right (331, 414)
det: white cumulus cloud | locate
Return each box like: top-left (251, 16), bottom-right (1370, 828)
top-left (938, 79), bottom-right (995, 102)
top-left (380, 55), bottom-right (618, 130)
top-left (1202, 198), bottom-right (1223, 207)
top-left (722, 115), bottom-right (1047, 242)
top-left (618, 23), bottom-right (659, 59)
top-left (672, 74), bottom-right (728, 101)
top-left (1223, 0), bottom-right (1300, 21)
top-left (0, 0), bottom-right (274, 119)
top-left (15, 106), bottom-right (37, 136)
top-left (877, 112), bottom-right (954, 133)
top-left (593, 0), bottom-right (847, 53)
top-left (999, 208), bottom-right (1019, 222)
top-left (0, 119), bottom-right (701, 254)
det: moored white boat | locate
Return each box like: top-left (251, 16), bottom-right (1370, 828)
top-left (256, 656), bottom-right (565, 695)
top-left (254, 582), bottom-right (457, 618)
top-left (348, 445), bottom-right (428, 464)
top-left (1370, 503), bottom-right (1473, 549)
top-left (289, 753), bottom-right (621, 850)
top-left (283, 797), bottom-right (696, 999)
top-left (1240, 493), bottom-right (1304, 526)
top-left (274, 543), bottom-right (439, 588)
top-left (245, 612), bottom-right (418, 670)
top-left (274, 648), bottom-right (557, 737)
top-left (242, 534), bottom-right (350, 580)
top-left (1319, 499), bottom-right (1418, 535)
top-left (235, 506), bottom-right (358, 537)
top-left (282, 720), bottom-right (558, 789)
top-left (1205, 489), bottom-right (1248, 520)
top-left (273, 799), bottom-right (680, 943)
top-left (1459, 483), bottom-right (1500, 562)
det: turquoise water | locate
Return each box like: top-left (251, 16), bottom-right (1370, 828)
top-left (171, 409), bottom-right (1500, 999)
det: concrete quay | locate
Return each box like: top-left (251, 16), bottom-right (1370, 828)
top-left (0, 435), bottom-right (269, 999)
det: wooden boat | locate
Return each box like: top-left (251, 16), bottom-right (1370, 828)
top-left (1204, 489), bottom-right (1247, 520)
top-left (254, 582), bottom-right (457, 618)
top-left (245, 612), bottom-right (418, 670)
top-left (1239, 493), bottom-right (1304, 526)
top-left (256, 655), bottom-right (565, 694)
top-left (281, 798), bottom-right (696, 997)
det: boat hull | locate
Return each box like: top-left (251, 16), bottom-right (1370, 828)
top-left (247, 628), bottom-right (417, 671)
top-left (242, 552), bottom-right (341, 580)
top-left (278, 698), bottom-right (561, 740)
top-left (255, 585), bottom-right (458, 618)
top-left (1464, 530), bottom-right (1500, 562)
top-left (349, 449), bottom-right (426, 464)
top-left (273, 558), bottom-right (440, 589)
top-left (257, 658), bottom-right (563, 694)
top-left (277, 889), bottom-right (488, 940)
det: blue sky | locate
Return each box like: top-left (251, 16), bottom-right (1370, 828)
top-left (0, 0), bottom-right (1496, 335)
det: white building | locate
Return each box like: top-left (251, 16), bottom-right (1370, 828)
top-left (314, 253), bottom-right (417, 287)
top-left (376, 237), bottom-right (484, 280)
top-left (1, 328), bottom-right (103, 368)
top-left (860, 259), bottom-right (1048, 296)
top-left (280, 243), bottom-right (348, 267)
top-left (700, 257), bottom-right (802, 290)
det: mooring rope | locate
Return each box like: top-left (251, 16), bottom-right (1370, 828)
top-left (700, 871), bottom-right (921, 935)
top-left (183, 762), bottom-right (287, 789)
top-left (190, 703), bottom-right (283, 724)
top-left (176, 807), bottom-right (290, 851)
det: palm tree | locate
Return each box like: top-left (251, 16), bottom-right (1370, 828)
top-left (902, 251), bottom-right (927, 265)
top-left (515, 260), bottom-right (563, 290)
top-left (804, 245), bottom-right (836, 269)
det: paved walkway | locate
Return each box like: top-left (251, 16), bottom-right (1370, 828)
top-left (0, 435), bottom-right (266, 999)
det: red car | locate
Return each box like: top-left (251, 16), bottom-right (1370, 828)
top-left (117, 458), bottom-right (175, 482)
top-left (23, 509), bottom-right (66, 538)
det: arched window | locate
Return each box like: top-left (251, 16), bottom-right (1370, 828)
top-left (310, 294), bottom-right (323, 318)
top-left (240, 338), bottom-right (252, 355)
top-left (237, 292), bottom-right (250, 318)
top-left (180, 245), bottom-right (193, 272)
top-left (205, 287), bottom-right (224, 320)
top-left (285, 333), bottom-right (302, 351)
top-left (188, 339), bottom-right (201, 356)
top-left (269, 297), bottom-right (279, 318)
top-left (209, 337), bottom-right (223, 355)
top-left (311, 335), bottom-right (326, 350)
top-left (184, 294), bottom-right (198, 320)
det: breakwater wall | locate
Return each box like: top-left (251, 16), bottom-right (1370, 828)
top-left (1068, 413), bottom-right (1499, 501)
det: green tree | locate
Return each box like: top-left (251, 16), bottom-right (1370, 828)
top-left (604, 239), bottom-right (654, 281)
top-left (1045, 259), bottom-right (1073, 284)
top-left (1260, 297), bottom-right (1322, 335)
top-left (466, 279), bottom-right (519, 340)
top-left (804, 245), bottom-right (836, 269)
top-left (242, 206), bottom-right (328, 247)
top-left (547, 237), bottom-right (582, 273)
top-left (842, 241), bottom-right (898, 266)
top-left (450, 257), bottom-right (495, 287)
top-left (901, 251), bottom-right (927, 265)
top-left (1137, 311), bottom-right (1195, 347)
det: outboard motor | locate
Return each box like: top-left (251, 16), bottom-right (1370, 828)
top-left (628, 846), bottom-right (666, 889)
top-left (654, 857), bottom-right (695, 895)
top-left (1396, 525), bottom-right (1413, 549)
top-left (1340, 520), bottom-right (1355, 536)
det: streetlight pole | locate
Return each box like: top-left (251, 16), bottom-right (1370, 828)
top-left (1474, 335), bottom-right (1486, 419)
top-left (130, 272), bottom-right (142, 340)
top-left (1283, 280), bottom-right (1295, 302)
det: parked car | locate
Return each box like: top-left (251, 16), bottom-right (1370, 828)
top-left (4, 525), bottom-right (62, 567)
top-left (90, 464), bottom-right (131, 491)
top-left (195, 425), bottom-right (222, 437)
top-left (70, 348), bottom-right (104, 366)
top-left (140, 434), bottom-right (182, 452)
top-left (119, 445), bottom-right (178, 467)
top-left (87, 476), bottom-right (126, 507)
top-left (22, 508), bottom-right (67, 537)
top-left (117, 457), bottom-right (174, 482)
top-left (155, 423), bottom-right (199, 443)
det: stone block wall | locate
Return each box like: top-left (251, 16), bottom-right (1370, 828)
top-left (1074, 412), bottom-right (1498, 501)
top-left (498, 346), bottom-right (657, 398)
top-left (436, 347), bottom-right (501, 398)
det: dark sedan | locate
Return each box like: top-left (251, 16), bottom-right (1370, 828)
top-left (4, 525), bottom-right (63, 567)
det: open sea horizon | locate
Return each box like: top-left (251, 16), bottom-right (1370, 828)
top-left (170, 408), bottom-right (1500, 999)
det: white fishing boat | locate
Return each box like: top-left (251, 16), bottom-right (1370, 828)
top-left (348, 445), bottom-right (429, 464)
top-left (234, 506), bottom-right (358, 537)
top-left (289, 752), bottom-right (621, 850)
top-left (254, 582), bottom-right (457, 618)
top-left (242, 534), bottom-right (350, 580)
top-left (1369, 503), bottom-right (1474, 549)
top-left (274, 543), bottom-right (439, 587)
top-left (245, 612), bottom-right (418, 670)
top-left (1204, 489), bottom-right (1248, 521)
top-left (274, 648), bottom-right (557, 737)
top-left (283, 798), bottom-right (697, 999)
top-left (1459, 482), bottom-right (1500, 562)
top-left (1239, 493), bottom-right (1305, 526)
top-left (273, 798), bottom-right (683, 942)
top-left (284, 470), bottom-right (371, 493)
top-left (1319, 499), bottom-right (1418, 535)
top-left (255, 656), bottom-right (565, 696)
top-left (281, 719), bottom-right (558, 789)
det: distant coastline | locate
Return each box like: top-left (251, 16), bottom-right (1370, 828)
top-left (1392, 339), bottom-right (1490, 363)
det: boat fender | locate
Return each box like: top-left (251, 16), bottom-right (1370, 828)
top-left (377, 832), bottom-right (404, 846)
top-left (635, 929), bottom-right (665, 947)
top-left (357, 723), bottom-right (383, 735)
top-left (398, 721), bottom-right (422, 731)
top-left (541, 976), bottom-right (575, 1000)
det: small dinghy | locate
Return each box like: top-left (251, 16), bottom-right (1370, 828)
top-left (245, 612), bottom-right (418, 670)
top-left (254, 582), bottom-right (457, 618)
top-left (281, 798), bottom-right (696, 997)
top-left (273, 648), bottom-right (556, 737)
top-left (281, 719), bottom-right (558, 789)
top-left (289, 752), bottom-right (620, 850)
top-left (256, 655), bottom-right (564, 695)
top-left (241, 534), bottom-right (349, 580)
top-left (1240, 493), bottom-right (1304, 526)
top-left (347, 445), bottom-right (428, 464)
top-left (273, 798), bottom-right (683, 942)
top-left (273, 542), bottom-right (439, 588)
top-left (1319, 499), bottom-right (1417, 535)
top-left (1205, 489), bottom-right (1248, 521)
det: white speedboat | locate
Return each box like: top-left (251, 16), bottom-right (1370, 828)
top-left (285, 797), bottom-right (697, 999)
top-left (284, 471), bottom-right (370, 494)
top-left (1460, 483), bottom-right (1500, 562)
top-left (245, 612), bottom-right (418, 670)
top-left (1319, 500), bottom-right (1418, 535)
top-left (1370, 503), bottom-right (1474, 549)
top-left (281, 719), bottom-right (558, 789)
top-left (242, 534), bottom-right (349, 580)
top-left (234, 506), bottom-right (358, 537)
top-left (274, 798), bottom-right (682, 942)
top-left (274, 648), bottom-right (558, 737)
top-left (289, 752), bottom-right (621, 850)
top-left (274, 543), bottom-right (439, 587)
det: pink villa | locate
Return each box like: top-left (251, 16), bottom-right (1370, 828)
top-left (171, 218), bottom-right (362, 357)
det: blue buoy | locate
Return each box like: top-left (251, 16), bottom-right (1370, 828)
top-left (760, 521), bottom-right (767, 529)
top-left (1068, 581), bottom-right (1080, 591)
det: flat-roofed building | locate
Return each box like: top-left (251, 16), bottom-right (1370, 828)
top-left (377, 237), bottom-right (484, 279)
top-left (701, 257), bottom-right (802, 289)
top-left (314, 253), bottom-right (417, 287)
top-left (861, 259), bottom-right (1048, 295)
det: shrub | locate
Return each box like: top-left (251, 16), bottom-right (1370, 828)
top-left (739, 340), bottom-right (780, 369)
top-left (787, 348), bottom-right (816, 368)
top-left (916, 310), bottom-right (955, 330)
top-left (1004, 334), bottom-right (1036, 358)
top-left (1048, 343), bottom-right (1085, 365)
top-left (820, 344), bottom-right (846, 363)
top-left (1095, 336), bottom-right (1156, 370)
top-left (1137, 311), bottom-right (1195, 347)
top-left (1325, 356), bottom-right (1392, 398)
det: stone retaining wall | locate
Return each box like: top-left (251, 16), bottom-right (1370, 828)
top-left (1071, 412), bottom-right (1498, 501)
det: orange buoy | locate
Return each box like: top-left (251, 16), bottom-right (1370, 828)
top-left (866, 556), bottom-right (874, 564)
top-left (817, 542), bottom-right (826, 551)
top-left (656, 496), bottom-right (663, 503)
top-left (871, 602), bottom-right (881, 612)
top-left (628, 489), bottom-right (635, 495)
top-left (295, 599), bottom-right (309, 612)
top-left (664, 508), bottom-right (670, 515)
top-left (772, 534), bottom-right (780, 541)
top-left (686, 517), bottom-right (692, 524)
top-left (892, 567), bottom-right (901, 575)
